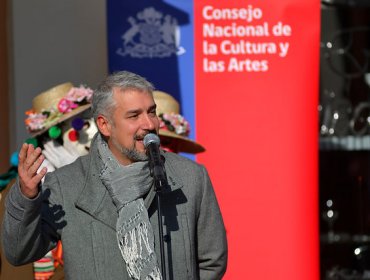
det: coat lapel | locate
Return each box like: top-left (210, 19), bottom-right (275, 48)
top-left (144, 152), bottom-right (183, 210)
top-left (74, 138), bottom-right (118, 231)
top-left (164, 152), bottom-right (184, 193)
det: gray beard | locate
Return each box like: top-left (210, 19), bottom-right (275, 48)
top-left (112, 137), bottom-right (148, 162)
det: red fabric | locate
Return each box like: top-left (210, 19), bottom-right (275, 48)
top-left (194, 1), bottom-right (320, 279)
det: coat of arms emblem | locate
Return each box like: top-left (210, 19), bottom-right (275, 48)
top-left (117, 7), bottom-right (185, 58)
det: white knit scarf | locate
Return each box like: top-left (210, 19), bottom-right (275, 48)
top-left (97, 134), bottom-right (162, 280)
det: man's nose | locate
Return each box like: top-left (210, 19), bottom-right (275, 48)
top-left (142, 114), bottom-right (156, 130)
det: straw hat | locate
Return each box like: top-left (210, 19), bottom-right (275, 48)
top-left (25, 82), bottom-right (93, 137)
top-left (154, 91), bottom-right (205, 154)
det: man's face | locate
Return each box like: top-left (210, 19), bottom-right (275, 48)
top-left (101, 88), bottom-right (159, 165)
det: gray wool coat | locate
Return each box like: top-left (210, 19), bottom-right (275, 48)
top-left (2, 138), bottom-right (227, 280)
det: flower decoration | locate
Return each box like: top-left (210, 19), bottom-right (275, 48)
top-left (25, 110), bottom-right (48, 131)
top-left (158, 113), bottom-right (190, 136)
top-left (25, 86), bottom-right (93, 133)
top-left (57, 99), bottom-right (78, 113)
top-left (66, 86), bottom-right (93, 102)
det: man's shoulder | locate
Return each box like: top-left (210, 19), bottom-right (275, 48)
top-left (43, 154), bottom-right (93, 193)
top-left (163, 151), bottom-right (200, 167)
top-left (163, 151), bottom-right (206, 177)
top-left (51, 154), bottom-right (91, 177)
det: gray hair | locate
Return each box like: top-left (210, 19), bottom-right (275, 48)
top-left (92, 71), bottom-right (155, 122)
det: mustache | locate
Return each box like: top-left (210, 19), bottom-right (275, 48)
top-left (134, 131), bottom-right (157, 141)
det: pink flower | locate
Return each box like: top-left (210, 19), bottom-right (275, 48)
top-left (25, 113), bottom-right (47, 131)
top-left (66, 86), bottom-right (93, 103)
top-left (57, 98), bottom-right (78, 113)
top-left (159, 113), bottom-right (190, 136)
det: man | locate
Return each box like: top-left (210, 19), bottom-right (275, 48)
top-left (2, 71), bottom-right (228, 280)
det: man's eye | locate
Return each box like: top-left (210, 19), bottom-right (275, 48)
top-left (149, 110), bottom-right (157, 116)
top-left (128, 115), bottom-right (138, 119)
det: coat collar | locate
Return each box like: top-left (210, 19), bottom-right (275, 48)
top-left (74, 134), bottom-right (183, 230)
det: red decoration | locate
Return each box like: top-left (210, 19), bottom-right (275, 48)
top-left (68, 130), bottom-right (79, 142)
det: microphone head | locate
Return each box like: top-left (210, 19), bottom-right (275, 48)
top-left (143, 133), bottom-right (160, 148)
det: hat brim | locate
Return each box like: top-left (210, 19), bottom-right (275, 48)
top-left (31, 104), bottom-right (92, 137)
top-left (158, 129), bottom-right (205, 154)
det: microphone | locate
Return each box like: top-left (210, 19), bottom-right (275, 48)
top-left (143, 133), bottom-right (168, 190)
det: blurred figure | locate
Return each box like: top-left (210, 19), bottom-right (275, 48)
top-left (0, 82), bottom-right (97, 280)
top-left (25, 82), bottom-right (97, 171)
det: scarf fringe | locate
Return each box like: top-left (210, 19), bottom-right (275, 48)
top-left (118, 222), bottom-right (162, 280)
top-left (146, 267), bottom-right (162, 280)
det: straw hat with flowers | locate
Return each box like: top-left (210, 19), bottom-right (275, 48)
top-left (154, 91), bottom-right (205, 154)
top-left (25, 82), bottom-right (93, 138)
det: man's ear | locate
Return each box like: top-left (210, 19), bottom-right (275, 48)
top-left (96, 115), bottom-right (111, 137)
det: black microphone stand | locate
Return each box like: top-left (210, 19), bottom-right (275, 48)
top-left (154, 174), bottom-right (167, 280)
top-left (146, 141), bottom-right (168, 280)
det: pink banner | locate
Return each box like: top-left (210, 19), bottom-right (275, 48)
top-left (194, 1), bottom-right (320, 279)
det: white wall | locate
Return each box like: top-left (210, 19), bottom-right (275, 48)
top-left (9, 0), bottom-right (107, 150)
